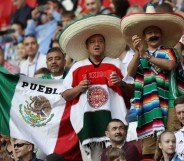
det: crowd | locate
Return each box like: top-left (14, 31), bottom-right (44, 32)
top-left (1, 0), bottom-right (184, 161)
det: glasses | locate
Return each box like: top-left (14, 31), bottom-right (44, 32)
top-left (14, 143), bottom-right (30, 148)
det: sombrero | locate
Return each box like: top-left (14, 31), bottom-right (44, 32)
top-left (120, 4), bottom-right (184, 50)
top-left (58, 14), bottom-right (126, 61)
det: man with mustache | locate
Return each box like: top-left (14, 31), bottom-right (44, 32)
top-left (121, 4), bottom-right (184, 160)
top-left (100, 119), bottom-right (141, 161)
top-left (41, 47), bottom-right (67, 80)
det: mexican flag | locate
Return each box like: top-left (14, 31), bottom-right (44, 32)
top-left (0, 67), bottom-right (81, 160)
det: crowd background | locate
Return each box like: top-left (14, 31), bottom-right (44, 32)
top-left (1, 0), bottom-right (184, 161)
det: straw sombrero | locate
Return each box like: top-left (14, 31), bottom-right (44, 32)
top-left (121, 4), bottom-right (184, 50)
top-left (58, 14), bottom-right (126, 61)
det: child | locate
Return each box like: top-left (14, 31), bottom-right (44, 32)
top-left (154, 131), bottom-right (181, 161)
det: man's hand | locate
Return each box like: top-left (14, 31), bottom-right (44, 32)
top-left (110, 72), bottom-right (125, 86)
top-left (132, 35), bottom-right (147, 58)
top-left (31, 8), bottom-right (40, 21)
top-left (77, 80), bottom-right (91, 93)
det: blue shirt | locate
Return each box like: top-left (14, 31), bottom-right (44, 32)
top-left (25, 11), bottom-right (61, 55)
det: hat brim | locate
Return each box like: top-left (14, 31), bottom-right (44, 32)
top-left (59, 15), bottom-right (126, 61)
top-left (121, 13), bottom-right (184, 50)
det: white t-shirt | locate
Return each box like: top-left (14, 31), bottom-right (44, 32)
top-left (20, 52), bottom-right (47, 77)
top-left (175, 126), bottom-right (184, 160)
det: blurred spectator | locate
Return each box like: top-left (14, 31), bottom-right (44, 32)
top-left (0, 21), bottom-right (25, 45)
top-left (52, 10), bottom-right (76, 41)
top-left (20, 34), bottom-right (46, 77)
top-left (126, 5), bottom-right (144, 14)
top-left (143, 0), bottom-right (163, 11)
top-left (110, 0), bottom-right (130, 18)
top-left (155, 2), bottom-right (174, 12)
top-left (174, 96), bottom-right (184, 160)
top-left (34, 67), bottom-right (51, 78)
top-left (50, 40), bottom-right (60, 48)
top-left (85, 0), bottom-right (111, 15)
top-left (10, 0), bottom-right (33, 26)
top-left (0, 47), bottom-right (20, 74)
top-left (61, 10), bottom-right (76, 28)
top-left (65, 54), bottom-right (74, 70)
top-left (1, 21), bottom-right (25, 63)
top-left (25, 0), bottom-right (65, 54)
top-left (14, 139), bottom-right (43, 161)
top-left (0, 135), bottom-right (18, 161)
top-left (15, 41), bottom-right (27, 66)
top-left (107, 147), bottom-right (126, 161)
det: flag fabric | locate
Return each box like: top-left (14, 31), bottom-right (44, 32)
top-left (62, 57), bottom-right (133, 156)
top-left (0, 67), bottom-right (81, 160)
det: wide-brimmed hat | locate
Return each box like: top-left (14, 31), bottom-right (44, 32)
top-left (58, 14), bottom-right (126, 61)
top-left (120, 4), bottom-right (184, 50)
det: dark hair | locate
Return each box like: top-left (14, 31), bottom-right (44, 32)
top-left (46, 153), bottom-right (65, 161)
top-left (107, 147), bottom-right (126, 161)
top-left (174, 95), bottom-right (184, 106)
top-left (154, 131), bottom-right (176, 161)
top-left (112, 0), bottom-right (130, 18)
top-left (62, 11), bottom-right (76, 19)
top-left (47, 47), bottom-right (65, 57)
top-left (86, 34), bottom-right (105, 46)
top-left (106, 119), bottom-right (125, 131)
top-left (48, 0), bottom-right (66, 11)
top-left (23, 34), bottom-right (37, 42)
top-left (11, 21), bottom-right (26, 30)
top-left (50, 40), bottom-right (59, 48)
top-left (34, 67), bottom-right (51, 76)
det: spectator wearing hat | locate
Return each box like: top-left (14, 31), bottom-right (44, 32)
top-left (14, 139), bottom-right (43, 161)
top-left (59, 14), bottom-right (134, 161)
top-left (174, 96), bottom-right (184, 160)
top-left (121, 3), bottom-right (184, 159)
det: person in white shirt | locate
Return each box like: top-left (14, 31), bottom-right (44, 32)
top-left (174, 96), bottom-right (184, 160)
top-left (20, 34), bottom-right (46, 77)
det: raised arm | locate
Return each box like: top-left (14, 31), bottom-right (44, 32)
top-left (127, 35), bottom-right (141, 77)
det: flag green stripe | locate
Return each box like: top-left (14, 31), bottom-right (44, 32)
top-left (78, 111), bottom-right (111, 142)
top-left (0, 67), bottom-right (19, 136)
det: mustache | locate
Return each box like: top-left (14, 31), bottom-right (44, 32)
top-left (148, 36), bottom-right (160, 42)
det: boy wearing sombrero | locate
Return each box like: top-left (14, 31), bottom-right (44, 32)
top-left (121, 4), bottom-right (184, 159)
top-left (59, 14), bottom-right (134, 161)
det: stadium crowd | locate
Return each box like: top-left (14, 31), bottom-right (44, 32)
top-left (1, 0), bottom-right (184, 161)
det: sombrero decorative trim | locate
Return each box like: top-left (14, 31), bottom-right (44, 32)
top-left (58, 14), bottom-right (126, 61)
top-left (120, 5), bottom-right (184, 50)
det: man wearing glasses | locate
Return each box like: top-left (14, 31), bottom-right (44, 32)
top-left (14, 139), bottom-right (43, 161)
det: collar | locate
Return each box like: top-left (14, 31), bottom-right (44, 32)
top-left (88, 57), bottom-right (105, 68)
top-left (51, 74), bottom-right (63, 80)
top-left (28, 52), bottom-right (40, 64)
top-left (30, 153), bottom-right (37, 161)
